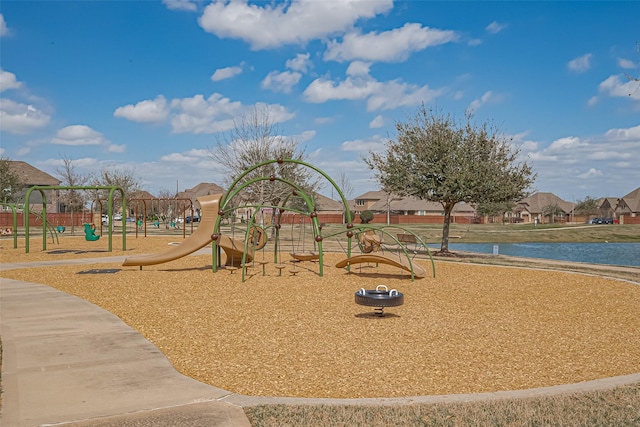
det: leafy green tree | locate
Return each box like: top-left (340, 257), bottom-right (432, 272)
top-left (366, 105), bottom-right (535, 254)
top-left (0, 155), bottom-right (25, 204)
top-left (359, 210), bottom-right (374, 224)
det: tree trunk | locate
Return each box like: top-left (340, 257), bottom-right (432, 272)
top-left (440, 202), bottom-right (455, 253)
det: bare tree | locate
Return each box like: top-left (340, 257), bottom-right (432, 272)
top-left (624, 42), bottom-right (640, 97)
top-left (90, 166), bottom-right (142, 213)
top-left (336, 172), bottom-right (354, 201)
top-left (209, 105), bottom-right (322, 215)
top-left (55, 156), bottom-right (90, 234)
top-left (155, 188), bottom-right (176, 228)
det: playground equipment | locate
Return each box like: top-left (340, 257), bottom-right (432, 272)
top-left (83, 223), bottom-right (100, 241)
top-left (24, 185), bottom-right (126, 253)
top-left (0, 203), bottom-right (19, 248)
top-left (122, 194), bottom-right (250, 268)
top-left (336, 253), bottom-right (427, 278)
top-left (355, 285), bottom-right (404, 317)
top-left (127, 197), bottom-right (193, 238)
top-left (121, 158), bottom-right (434, 281)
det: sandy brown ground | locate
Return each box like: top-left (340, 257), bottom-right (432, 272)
top-left (2, 235), bottom-right (639, 399)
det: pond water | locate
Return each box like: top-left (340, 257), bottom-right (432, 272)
top-left (438, 242), bottom-right (640, 268)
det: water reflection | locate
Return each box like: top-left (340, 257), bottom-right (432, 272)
top-left (440, 242), bottom-right (640, 268)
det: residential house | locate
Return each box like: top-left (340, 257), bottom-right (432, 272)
top-left (313, 192), bottom-right (344, 214)
top-left (616, 187), bottom-right (640, 221)
top-left (4, 161), bottom-right (61, 212)
top-left (350, 190), bottom-right (477, 223)
top-left (352, 190), bottom-right (388, 213)
top-left (176, 182), bottom-right (226, 217)
top-left (597, 197), bottom-right (618, 219)
top-left (513, 192), bottom-right (574, 224)
top-left (126, 190), bottom-right (157, 218)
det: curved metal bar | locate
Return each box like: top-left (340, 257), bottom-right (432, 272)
top-left (24, 186), bottom-right (126, 253)
top-left (0, 202), bottom-right (19, 248)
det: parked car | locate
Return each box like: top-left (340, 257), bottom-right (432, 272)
top-left (589, 217), bottom-right (614, 224)
top-left (113, 214), bottom-right (123, 221)
top-left (185, 215), bottom-right (200, 223)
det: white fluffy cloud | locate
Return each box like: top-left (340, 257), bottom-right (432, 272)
top-left (468, 91), bottom-right (499, 112)
top-left (113, 95), bottom-right (170, 122)
top-left (0, 99), bottom-right (50, 134)
top-left (521, 124), bottom-right (640, 197)
top-left (198, 0), bottom-right (393, 50)
top-left (51, 125), bottom-right (109, 146)
top-left (325, 23), bottom-right (458, 62)
top-left (162, 0), bottom-right (197, 12)
top-left (597, 74), bottom-right (640, 102)
top-left (163, 94), bottom-right (294, 134)
top-left (286, 53), bottom-right (311, 73)
top-left (261, 70), bottom-right (301, 93)
top-left (0, 69), bottom-right (22, 92)
top-left (369, 115), bottom-right (384, 128)
top-left (568, 53), bottom-right (592, 73)
top-left (303, 67), bottom-right (443, 112)
top-left (0, 14), bottom-right (8, 37)
top-left (617, 57), bottom-right (636, 69)
top-left (341, 134), bottom-right (386, 152)
top-left (485, 21), bottom-right (507, 34)
top-left (211, 65), bottom-right (243, 81)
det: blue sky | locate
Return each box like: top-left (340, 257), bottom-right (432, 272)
top-left (1, 0), bottom-right (639, 203)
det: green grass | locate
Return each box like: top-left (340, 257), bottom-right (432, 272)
top-left (244, 383), bottom-right (640, 426)
top-left (415, 223), bottom-right (640, 244)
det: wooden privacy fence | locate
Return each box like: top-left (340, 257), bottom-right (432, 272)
top-left (0, 212), bottom-right (96, 227)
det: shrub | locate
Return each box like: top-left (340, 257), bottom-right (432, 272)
top-left (360, 210), bottom-right (374, 224)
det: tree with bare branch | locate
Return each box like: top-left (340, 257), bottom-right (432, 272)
top-left (55, 156), bottom-right (90, 234)
top-left (208, 105), bottom-right (322, 216)
top-left (89, 166), bottom-right (143, 217)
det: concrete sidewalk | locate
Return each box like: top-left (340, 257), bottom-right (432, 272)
top-left (0, 278), bottom-right (251, 427)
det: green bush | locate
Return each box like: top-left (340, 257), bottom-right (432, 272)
top-left (359, 210), bottom-right (374, 224)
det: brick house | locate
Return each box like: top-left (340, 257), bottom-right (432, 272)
top-left (4, 161), bottom-right (61, 212)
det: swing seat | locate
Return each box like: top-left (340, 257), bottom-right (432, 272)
top-left (290, 251), bottom-right (319, 262)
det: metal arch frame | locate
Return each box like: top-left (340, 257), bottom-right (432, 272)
top-left (211, 158), bottom-right (355, 277)
top-left (24, 185), bottom-right (126, 253)
top-left (0, 202), bottom-right (19, 248)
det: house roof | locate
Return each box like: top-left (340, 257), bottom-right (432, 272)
top-left (597, 197), bottom-right (618, 208)
top-left (313, 192), bottom-right (344, 211)
top-left (8, 161), bottom-right (60, 186)
top-left (355, 190), bottom-right (387, 200)
top-left (128, 190), bottom-right (156, 200)
top-left (176, 183), bottom-right (225, 200)
top-left (619, 187), bottom-right (640, 213)
top-left (367, 195), bottom-right (476, 213)
top-left (515, 192), bottom-right (573, 214)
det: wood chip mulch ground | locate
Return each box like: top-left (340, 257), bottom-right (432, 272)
top-left (2, 235), bottom-right (639, 399)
